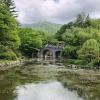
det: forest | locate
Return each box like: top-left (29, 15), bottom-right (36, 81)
top-left (0, 0), bottom-right (100, 67)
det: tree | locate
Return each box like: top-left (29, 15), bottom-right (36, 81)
top-left (44, 34), bottom-right (58, 45)
top-left (62, 27), bottom-right (91, 46)
top-left (90, 19), bottom-right (100, 30)
top-left (55, 22), bottom-right (74, 41)
top-left (63, 45), bottom-right (77, 59)
top-left (2, 0), bottom-right (17, 16)
top-left (56, 13), bottom-right (100, 66)
top-left (85, 14), bottom-right (91, 27)
top-left (75, 13), bottom-right (86, 26)
top-left (0, 45), bottom-right (17, 60)
top-left (77, 39), bottom-right (100, 63)
top-left (0, 3), bottom-right (20, 60)
top-left (19, 28), bottom-right (43, 57)
top-left (75, 13), bottom-right (92, 27)
top-left (0, 4), bottom-right (20, 49)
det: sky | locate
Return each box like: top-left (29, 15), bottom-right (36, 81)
top-left (15, 0), bottom-right (100, 24)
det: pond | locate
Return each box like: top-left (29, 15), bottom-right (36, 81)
top-left (15, 81), bottom-right (83, 100)
top-left (0, 63), bottom-right (100, 100)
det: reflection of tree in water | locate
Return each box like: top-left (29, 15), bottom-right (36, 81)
top-left (0, 64), bottom-right (58, 100)
top-left (0, 77), bottom-right (17, 100)
top-left (57, 70), bottom-right (100, 100)
top-left (0, 64), bottom-right (100, 100)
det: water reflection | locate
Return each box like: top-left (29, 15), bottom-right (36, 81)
top-left (15, 81), bottom-right (83, 100)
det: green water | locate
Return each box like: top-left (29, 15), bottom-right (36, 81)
top-left (0, 63), bottom-right (100, 100)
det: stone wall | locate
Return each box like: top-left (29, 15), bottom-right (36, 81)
top-left (0, 59), bottom-right (37, 71)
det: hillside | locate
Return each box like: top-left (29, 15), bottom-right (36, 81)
top-left (21, 21), bottom-right (61, 34)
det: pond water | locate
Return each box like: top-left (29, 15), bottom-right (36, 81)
top-left (15, 81), bottom-right (83, 100)
top-left (0, 63), bottom-right (99, 100)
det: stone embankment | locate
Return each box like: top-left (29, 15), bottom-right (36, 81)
top-left (0, 59), bottom-right (37, 71)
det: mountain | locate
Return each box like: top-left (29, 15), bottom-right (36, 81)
top-left (21, 21), bottom-right (61, 34)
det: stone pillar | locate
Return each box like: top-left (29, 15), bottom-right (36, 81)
top-left (52, 51), bottom-right (56, 62)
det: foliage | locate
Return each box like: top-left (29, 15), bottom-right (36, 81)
top-left (0, 3), bottom-right (100, 67)
top-left (0, 1), bottom-right (20, 60)
top-left (19, 28), bottom-right (44, 57)
top-left (56, 13), bottom-right (100, 66)
top-left (65, 59), bottom-right (86, 66)
top-left (0, 2), bottom-right (20, 49)
top-left (2, 0), bottom-right (17, 16)
top-left (77, 39), bottom-right (100, 63)
top-left (56, 22), bottom-right (73, 41)
top-left (43, 34), bottom-right (59, 45)
top-left (93, 58), bottom-right (100, 67)
top-left (0, 45), bottom-right (17, 60)
top-left (0, 51), bottom-right (17, 60)
top-left (75, 13), bottom-right (91, 27)
top-left (63, 45), bottom-right (77, 59)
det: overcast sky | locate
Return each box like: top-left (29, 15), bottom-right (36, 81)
top-left (15, 0), bottom-right (100, 24)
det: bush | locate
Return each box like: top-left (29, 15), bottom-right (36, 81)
top-left (66, 59), bottom-right (86, 65)
top-left (66, 59), bottom-right (76, 64)
top-left (0, 51), bottom-right (17, 60)
top-left (63, 45), bottom-right (77, 59)
top-left (13, 50), bottom-right (22, 59)
top-left (77, 39), bottom-right (100, 63)
top-left (74, 60), bottom-right (87, 65)
top-left (93, 58), bottom-right (100, 67)
top-left (0, 46), bottom-right (18, 60)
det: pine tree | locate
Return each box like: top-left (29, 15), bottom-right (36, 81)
top-left (85, 14), bottom-right (91, 27)
top-left (2, 0), bottom-right (17, 17)
top-left (0, 3), bottom-right (20, 50)
top-left (76, 14), bottom-right (83, 26)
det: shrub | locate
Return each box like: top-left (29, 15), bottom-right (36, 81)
top-left (0, 51), bottom-right (17, 60)
top-left (66, 59), bottom-right (86, 65)
top-left (77, 39), bottom-right (100, 63)
top-left (93, 58), bottom-right (100, 67)
top-left (63, 45), bottom-right (77, 59)
top-left (0, 45), bottom-right (18, 60)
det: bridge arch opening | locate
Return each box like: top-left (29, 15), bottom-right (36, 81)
top-left (55, 51), bottom-right (61, 59)
top-left (42, 49), bottom-right (53, 60)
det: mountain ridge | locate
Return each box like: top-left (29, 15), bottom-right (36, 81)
top-left (21, 21), bottom-right (62, 33)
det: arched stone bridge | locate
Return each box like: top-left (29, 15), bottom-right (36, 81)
top-left (39, 44), bottom-right (63, 60)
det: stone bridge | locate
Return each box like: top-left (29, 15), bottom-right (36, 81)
top-left (39, 44), bottom-right (63, 60)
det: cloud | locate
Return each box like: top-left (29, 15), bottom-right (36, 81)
top-left (15, 0), bottom-right (100, 24)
